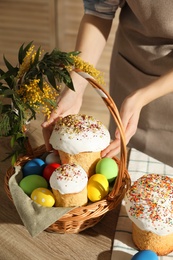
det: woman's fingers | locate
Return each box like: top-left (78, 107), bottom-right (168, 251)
top-left (42, 122), bottom-right (55, 151)
top-left (101, 112), bottom-right (139, 158)
top-left (101, 139), bottom-right (121, 157)
top-left (42, 107), bottom-right (61, 127)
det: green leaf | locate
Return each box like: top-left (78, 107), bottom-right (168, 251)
top-left (0, 86), bottom-right (9, 95)
top-left (11, 152), bottom-right (18, 166)
top-left (65, 79), bottom-right (75, 91)
top-left (68, 50), bottom-right (80, 56)
top-left (18, 41), bottom-right (33, 64)
top-left (32, 47), bottom-right (40, 66)
top-left (23, 41), bottom-right (33, 54)
top-left (0, 113), bottom-right (11, 136)
top-left (0, 69), bottom-right (18, 88)
top-left (61, 68), bottom-right (75, 91)
top-left (3, 89), bottom-right (14, 96)
top-left (25, 66), bottom-right (39, 81)
top-left (0, 68), bottom-right (5, 76)
top-left (46, 69), bottom-right (56, 89)
top-left (10, 135), bottom-right (16, 148)
top-left (18, 43), bottom-right (25, 64)
top-left (3, 56), bottom-right (15, 71)
top-left (44, 98), bottom-right (57, 107)
top-left (26, 105), bottom-right (36, 121)
top-left (37, 73), bottom-right (43, 90)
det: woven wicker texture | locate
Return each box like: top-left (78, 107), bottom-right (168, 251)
top-left (4, 70), bottom-right (131, 234)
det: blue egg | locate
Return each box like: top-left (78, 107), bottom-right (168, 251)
top-left (22, 158), bottom-right (46, 177)
top-left (132, 250), bottom-right (158, 260)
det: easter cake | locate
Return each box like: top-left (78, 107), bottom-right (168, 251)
top-left (124, 173), bottom-right (173, 256)
top-left (49, 114), bottom-right (110, 178)
top-left (49, 163), bottom-right (88, 207)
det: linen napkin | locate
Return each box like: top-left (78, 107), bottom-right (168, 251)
top-left (111, 148), bottom-right (173, 260)
top-left (9, 166), bottom-right (73, 237)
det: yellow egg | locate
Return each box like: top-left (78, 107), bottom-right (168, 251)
top-left (31, 188), bottom-right (55, 207)
top-left (87, 174), bottom-right (109, 202)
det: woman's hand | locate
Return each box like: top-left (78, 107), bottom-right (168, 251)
top-left (42, 86), bottom-right (84, 151)
top-left (103, 69), bottom-right (173, 157)
top-left (101, 90), bottom-right (143, 158)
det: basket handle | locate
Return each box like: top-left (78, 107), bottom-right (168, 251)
top-left (75, 70), bottom-right (127, 201)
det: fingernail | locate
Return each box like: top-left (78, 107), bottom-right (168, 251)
top-left (101, 151), bottom-right (105, 158)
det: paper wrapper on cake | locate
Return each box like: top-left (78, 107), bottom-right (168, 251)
top-left (51, 187), bottom-right (88, 207)
top-left (124, 174), bottom-right (173, 256)
top-left (50, 163), bottom-right (88, 207)
top-left (132, 223), bottom-right (173, 256)
top-left (58, 150), bottom-right (100, 178)
top-left (49, 114), bottom-right (111, 178)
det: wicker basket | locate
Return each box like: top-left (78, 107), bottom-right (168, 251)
top-left (4, 70), bottom-right (131, 234)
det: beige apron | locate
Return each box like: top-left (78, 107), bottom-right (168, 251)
top-left (110, 0), bottom-right (173, 166)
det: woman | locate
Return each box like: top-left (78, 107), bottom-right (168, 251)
top-left (42, 0), bottom-right (173, 167)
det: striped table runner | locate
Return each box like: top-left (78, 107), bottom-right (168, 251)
top-left (111, 148), bottom-right (173, 260)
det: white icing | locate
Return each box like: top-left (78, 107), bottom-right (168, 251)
top-left (49, 163), bottom-right (88, 194)
top-left (124, 174), bottom-right (173, 236)
top-left (49, 114), bottom-right (110, 154)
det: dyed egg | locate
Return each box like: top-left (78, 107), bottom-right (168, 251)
top-left (131, 250), bottom-right (158, 260)
top-left (22, 158), bottom-right (46, 177)
top-left (19, 175), bottom-right (48, 196)
top-left (43, 163), bottom-right (61, 181)
top-left (87, 174), bottom-right (109, 202)
top-left (96, 157), bottom-right (118, 182)
top-left (45, 152), bottom-right (61, 164)
top-left (31, 188), bottom-right (55, 207)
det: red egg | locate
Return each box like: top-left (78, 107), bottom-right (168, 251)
top-left (43, 163), bottom-right (61, 181)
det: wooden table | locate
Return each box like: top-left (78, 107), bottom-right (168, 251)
top-left (0, 121), bottom-right (121, 260)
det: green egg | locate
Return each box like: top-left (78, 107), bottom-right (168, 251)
top-left (96, 158), bottom-right (118, 183)
top-left (19, 175), bottom-right (48, 196)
